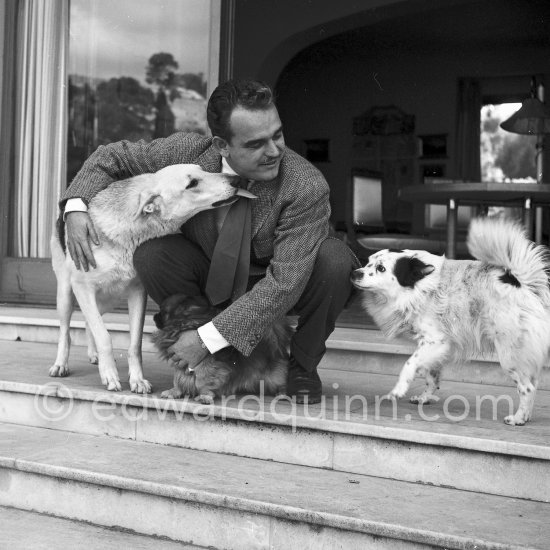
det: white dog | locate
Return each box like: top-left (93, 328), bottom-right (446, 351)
top-left (351, 216), bottom-right (550, 425)
top-left (50, 164), bottom-right (249, 393)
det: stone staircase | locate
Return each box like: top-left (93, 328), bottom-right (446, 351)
top-left (0, 305), bottom-right (549, 549)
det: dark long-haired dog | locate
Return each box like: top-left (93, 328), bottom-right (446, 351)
top-left (152, 294), bottom-right (291, 403)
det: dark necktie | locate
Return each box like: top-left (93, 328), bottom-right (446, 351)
top-left (205, 190), bottom-right (256, 305)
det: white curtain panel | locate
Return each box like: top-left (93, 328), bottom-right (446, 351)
top-left (14, 0), bottom-right (68, 257)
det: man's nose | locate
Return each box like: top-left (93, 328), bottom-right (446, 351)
top-left (265, 140), bottom-right (280, 157)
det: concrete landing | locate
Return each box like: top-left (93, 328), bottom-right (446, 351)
top-left (1, 339), bottom-right (548, 449)
top-left (3, 305), bottom-right (550, 392)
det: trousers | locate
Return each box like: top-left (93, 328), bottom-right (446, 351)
top-left (133, 235), bottom-right (359, 371)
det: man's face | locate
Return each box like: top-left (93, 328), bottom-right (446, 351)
top-left (217, 105), bottom-right (285, 181)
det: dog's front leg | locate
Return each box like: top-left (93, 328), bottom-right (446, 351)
top-left (127, 281), bottom-right (151, 394)
top-left (161, 369), bottom-right (187, 399)
top-left (409, 363), bottom-right (444, 405)
top-left (50, 272), bottom-right (74, 378)
top-left (194, 357), bottom-right (231, 404)
top-left (387, 339), bottom-right (449, 401)
top-left (85, 323), bottom-right (98, 364)
top-left (71, 282), bottom-right (121, 391)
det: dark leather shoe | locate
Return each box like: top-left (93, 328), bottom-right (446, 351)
top-left (286, 357), bottom-right (322, 404)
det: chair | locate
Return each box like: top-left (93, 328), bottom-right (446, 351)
top-left (422, 177), bottom-right (476, 240)
top-left (345, 169), bottom-right (468, 261)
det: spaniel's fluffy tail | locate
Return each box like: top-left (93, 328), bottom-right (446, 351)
top-left (467, 216), bottom-right (550, 298)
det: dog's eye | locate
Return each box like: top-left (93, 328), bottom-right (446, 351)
top-left (186, 178), bottom-right (199, 189)
top-left (376, 264), bottom-right (386, 273)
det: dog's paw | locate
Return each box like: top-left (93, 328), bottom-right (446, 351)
top-left (504, 413), bottom-right (529, 426)
top-left (386, 381), bottom-right (410, 400)
top-left (49, 365), bottom-right (70, 377)
top-left (130, 378), bottom-right (152, 394)
top-left (383, 388), bottom-right (406, 401)
top-left (381, 393), bottom-right (399, 401)
top-left (105, 377), bottom-right (122, 392)
top-left (409, 394), bottom-right (436, 405)
top-left (88, 352), bottom-right (99, 365)
top-left (160, 387), bottom-right (183, 399)
top-left (194, 394), bottom-right (214, 405)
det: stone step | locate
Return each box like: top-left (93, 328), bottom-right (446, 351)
top-left (1, 422), bottom-right (548, 550)
top-left (1, 339), bottom-right (549, 502)
top-left (0, 505), bottom-right (203, 550)
top-left (2, 305), bottom-right (550, 390)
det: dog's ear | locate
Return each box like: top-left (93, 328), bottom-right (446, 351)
top-left (134, 192), bottom-right (161, 219)
top-left (394, 256), bottom-right (435, 288)
top-left (188, 295), bottom-right (211, 307)
top-left (153, 311), bottom-right (164, 329)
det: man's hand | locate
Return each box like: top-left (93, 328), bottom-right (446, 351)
top-left (167, 330), bottom-right (209, 371)
top-left (65, 211), bottom-right (99, 271)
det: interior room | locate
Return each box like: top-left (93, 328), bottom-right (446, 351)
top-left (233, 0), bottom-right (550, 244)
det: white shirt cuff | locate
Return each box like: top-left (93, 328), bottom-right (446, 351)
top-left (63, 198), bottom-right (88, 220)
top-left (197, 322), bottom-right (230, 354)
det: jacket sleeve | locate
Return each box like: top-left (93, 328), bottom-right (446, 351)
top-left (212, 159), bottom-right (331, 355)
top-left (59, 133), bottom-right (203, 208)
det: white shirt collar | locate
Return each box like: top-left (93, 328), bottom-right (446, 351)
top-left (221, 157), bottom-right (254, 191)
top-left (221, 157), bottom-right (238, 176)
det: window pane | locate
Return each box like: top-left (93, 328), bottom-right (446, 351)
top-left (68, 0), bottom-right (211, 183)
top-left (480, 103), bottom-right (537, 182)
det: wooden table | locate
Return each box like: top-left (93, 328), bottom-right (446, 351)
top-left (399, 182), bottom-right (550, 258)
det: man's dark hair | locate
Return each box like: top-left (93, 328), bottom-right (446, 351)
top-left (207, 78), bottom-right (274, 142)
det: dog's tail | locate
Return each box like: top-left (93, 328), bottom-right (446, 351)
top-left (467, 216), bottom-right (550, 297)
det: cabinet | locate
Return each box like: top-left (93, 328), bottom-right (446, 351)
top-left (352, 106), bottom-right (420, 232)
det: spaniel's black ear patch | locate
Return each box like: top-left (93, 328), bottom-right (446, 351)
top-left (153, 312), bottom-right (164, 329)
top-left (499, 269), bottom-right (521, 287)
top-left (394, 256), bottom-right (435, 288)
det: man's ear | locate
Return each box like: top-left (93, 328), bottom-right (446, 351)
top-left (134, 192), bottom-right (161, 220)
top-left (212, 136), bottom-right (229, 157)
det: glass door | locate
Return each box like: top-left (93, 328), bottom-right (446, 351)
top-left (0, 0), bottom-right (222, 305)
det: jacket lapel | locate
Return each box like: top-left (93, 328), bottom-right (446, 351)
top-left (190, 146), bottom-right (223, 256)
top-left (249, 179), bottom-right (279, 238)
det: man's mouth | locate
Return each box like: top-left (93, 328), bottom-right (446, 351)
top-left (261, 158), bottom-right (280, 167)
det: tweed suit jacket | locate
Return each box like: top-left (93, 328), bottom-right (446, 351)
top-left (61, 132), bottom-right (331, 355)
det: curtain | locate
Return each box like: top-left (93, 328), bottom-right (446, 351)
top-left (455, 77), bottom-right (482, 182)
top-left (13, 0), bottom-right (68, 257)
